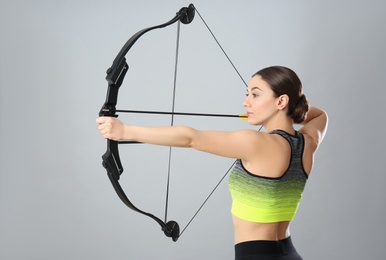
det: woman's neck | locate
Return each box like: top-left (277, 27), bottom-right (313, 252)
top-left (263, 113), bottom-right (295, 134)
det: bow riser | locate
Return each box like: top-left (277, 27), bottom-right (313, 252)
top-left (100, 62), bottom-right (128, 117)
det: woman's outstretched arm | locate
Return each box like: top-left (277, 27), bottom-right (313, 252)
top-left (96, 117), bottom-right (263, 160)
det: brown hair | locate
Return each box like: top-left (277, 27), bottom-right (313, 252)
top-left (253, 66), bottom-right (309, 123)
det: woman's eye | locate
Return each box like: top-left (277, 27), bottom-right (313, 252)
top-left (246, 93), bottom-right (258, 97)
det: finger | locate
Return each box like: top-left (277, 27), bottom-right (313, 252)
top-left (96, 117), bottom-right (109, 124)
top-left (100, 128), bottom-right (110, 138)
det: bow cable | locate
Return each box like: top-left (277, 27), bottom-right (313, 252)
top-left (195, 8), bottom-right (248, 88)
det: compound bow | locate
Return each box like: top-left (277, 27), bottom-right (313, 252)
top-left (99, 4), bottom-right (249, 242)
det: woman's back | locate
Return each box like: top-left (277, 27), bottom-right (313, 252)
top-left (230, 129), bottom-right (315, 243)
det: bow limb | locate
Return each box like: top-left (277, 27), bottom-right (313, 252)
top-left (112, 4), bottom-right (195, 67)
top-left (103, 140), bottom-right (179, 240)
top-left (99, 4), bottom-right (195, 242)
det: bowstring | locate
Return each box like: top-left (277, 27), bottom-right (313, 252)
top-left (164, 20), bottom-right (181, 223)
top-left (177, 6), bottom-right (264, 239)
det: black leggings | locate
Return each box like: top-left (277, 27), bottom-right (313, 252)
top-left (235, 236), bottom-right (303, 260)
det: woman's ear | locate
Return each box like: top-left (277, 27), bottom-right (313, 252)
top-left (277, 94), bottom-right (289, 110)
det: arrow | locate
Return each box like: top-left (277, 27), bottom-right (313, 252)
top-left (116, 109), bottom-right (248, 120)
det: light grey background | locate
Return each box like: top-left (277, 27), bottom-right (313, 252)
top-left (1, 0), bottom-right (385, 259)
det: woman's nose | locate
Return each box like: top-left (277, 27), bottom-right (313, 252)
top-left (242, 96), bottom-right (250, 107)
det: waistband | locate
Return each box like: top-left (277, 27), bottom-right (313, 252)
top-left (235, 236), bottom-right (297, 256)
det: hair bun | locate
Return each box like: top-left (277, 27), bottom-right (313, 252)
top-left (292, 94), bottom-right (309, 123)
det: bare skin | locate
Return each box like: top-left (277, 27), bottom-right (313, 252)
top-left (96, 75), bottom-right (328, 244)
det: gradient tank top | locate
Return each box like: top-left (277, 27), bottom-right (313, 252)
top-left (228, 130), bottom-right (308, 223)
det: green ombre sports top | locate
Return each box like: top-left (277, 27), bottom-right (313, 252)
top-left (228, 130), bottom-right (308, 223)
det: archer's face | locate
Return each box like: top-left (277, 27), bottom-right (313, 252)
top-left (243, 75), bottom-right (279, 126)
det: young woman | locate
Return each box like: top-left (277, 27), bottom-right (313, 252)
top-left (96, 66), bottom-right (328, 260)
